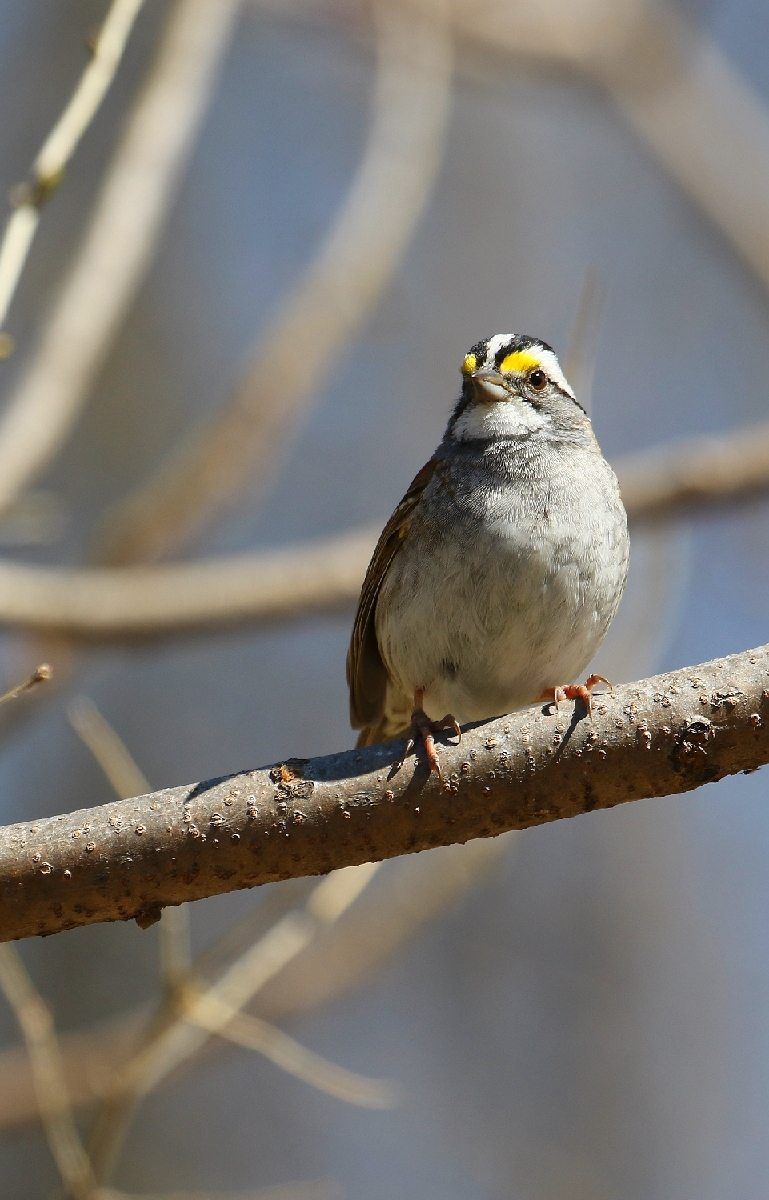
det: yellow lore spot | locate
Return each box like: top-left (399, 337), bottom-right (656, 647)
top-left (500, 349), bottom-right (541, 375)
top-left (461, 353), bottom-right (477, 375)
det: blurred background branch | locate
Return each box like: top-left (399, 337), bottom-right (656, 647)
top-left (0, 835), bottom-right (509, 1131)
top-left (93, 0), bottom-right (453, 565)
top-left (100, 1187), bottom-right (341, 1200)
top-left (0, 944), bottom-right (96, 1199)
top-left (0, 0), bottom-right (146, 343)
top-left (0, 417), bottom-right (763, 638)
top-left (0, 0), bottom-right (244, 514)
top-left (88, 864), bottom-right (384, 1184)
top-left (597, 2), bottom-right (769, 296)
top-left (0, 527), bottom-right (376, 635)
top-left (64, 698), bottom-right (394, 1189)
top-left (246, 0), bottom-right (769, 294)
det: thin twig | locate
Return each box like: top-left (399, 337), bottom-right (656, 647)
top-left (95, 0), bottom-right (453, 564)
top-left (0, 207), bottom-right (37, 356)
top-left (0, 1009), bottom-right (148, 1131)
top-left (68, 695), bottom-right (150, 798)
top-left (89, 863), bottom-right (381, 1183)
top-left (0, 662), bottom-right (50, 705)
top-left (158, 905), bottom-right (193, 999)
top-left (0, 0), bottom-right (244, 514)
top-left (0, 945), bottom-right (96, 1199)
top-left (186, 991), bottom-right (398, 1107)
top-left (66, 699), bottom-right (386, 1177)
top-left (34, 0), bottom-right (146, 187)
top-left (0, 0), bottom-right (147, 335)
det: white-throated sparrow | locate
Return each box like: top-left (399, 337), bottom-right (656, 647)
top-left (347, 333), bottom-right (629, 776)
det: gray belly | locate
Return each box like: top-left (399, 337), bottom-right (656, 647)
top-left (375, 462), bottom-right (628, 724)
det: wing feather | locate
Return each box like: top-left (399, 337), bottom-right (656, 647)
top-left (346, 458), bottom-right (437, 729)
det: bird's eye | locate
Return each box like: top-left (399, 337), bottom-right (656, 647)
top-left (529, 368), bottom-right (547, 391)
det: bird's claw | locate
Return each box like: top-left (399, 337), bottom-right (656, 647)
top-left (398, 697), bottom-right (461, 781)
top-left (542, 674), bottom-right (612, 718)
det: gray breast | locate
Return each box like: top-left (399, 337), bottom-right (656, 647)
top-left (375, 436), bottom-right (629, 724)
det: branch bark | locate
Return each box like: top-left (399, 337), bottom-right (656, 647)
top-left (1, 643), bottom-right (767, 943)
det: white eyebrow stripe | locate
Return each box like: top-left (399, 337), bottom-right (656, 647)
top-left (536, 348), bottom-right (575, 398)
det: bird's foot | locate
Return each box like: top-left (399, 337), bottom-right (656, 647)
top-left (401, 690), bottom-right (461, 781)
top-left (540, 674), bottom-right (612, 719)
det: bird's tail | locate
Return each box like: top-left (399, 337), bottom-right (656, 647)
top-left (355, 715), bottom-right (409, 749)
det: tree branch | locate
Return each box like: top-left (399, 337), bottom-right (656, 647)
top-left (1, 643), bottom-right (767, 943)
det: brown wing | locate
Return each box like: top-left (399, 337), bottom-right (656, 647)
top-left (346, 457), bottom-right (438, 729)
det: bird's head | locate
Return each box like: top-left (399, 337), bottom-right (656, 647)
top-left (447, 334), bottom-right (585, 443)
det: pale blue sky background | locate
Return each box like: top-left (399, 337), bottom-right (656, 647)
top-left (0, 2), bottom-right (768, 1196)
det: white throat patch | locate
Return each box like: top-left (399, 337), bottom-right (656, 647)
top-left (452, 395), bottom-right (549, 441)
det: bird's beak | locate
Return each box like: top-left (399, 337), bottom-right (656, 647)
top-left (470, 369), bottom-right (511, 402)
